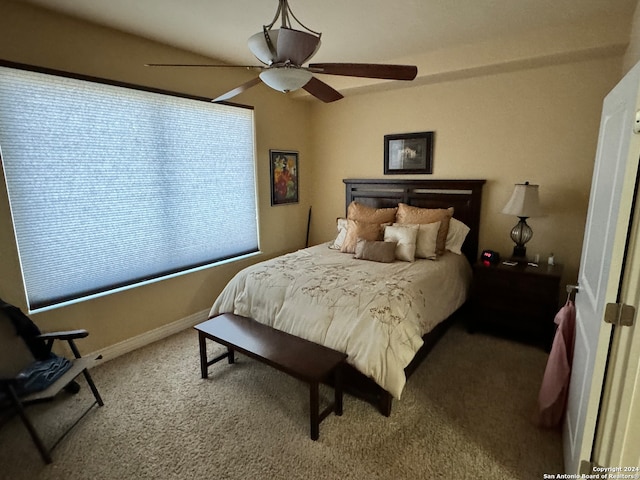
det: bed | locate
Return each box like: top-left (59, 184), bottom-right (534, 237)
top-left (209, 178), bottom-right (486, 415)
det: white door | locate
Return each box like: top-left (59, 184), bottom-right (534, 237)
top-left (594, 191), bottom-right (640, 467)
top-left (563, 61), bottom-right (640, 474)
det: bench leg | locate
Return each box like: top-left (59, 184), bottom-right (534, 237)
top-left (334, 366), bottom-right (343, 416)
top-left (199, 334), bottom-right (236, 378)
top-left (309, 382), bottom-right (319, 441)
top-left (198, 332), bottom-right (208, 379)
top-left (227, 346), bottom-right (235, 364)
top-left (379, 392), bottom-right (392, 417)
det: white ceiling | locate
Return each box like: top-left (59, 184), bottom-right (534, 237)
top-left (19, 0), bottom-right (638, 66)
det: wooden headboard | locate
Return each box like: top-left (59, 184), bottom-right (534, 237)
top-left (344, 178), bottom-right (486, 264)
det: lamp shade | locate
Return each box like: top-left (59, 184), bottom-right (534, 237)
top-left (248, 30), bottom-right (280, 65)
top-left (248, 28), bottom-right (321, 66)
top-left (501, 182), bottom-right (542, 218)
top-left (259, 68), bottom-right (313, 93)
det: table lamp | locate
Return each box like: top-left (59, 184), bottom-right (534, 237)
top-left (501, 182), bottom-right (542, 260)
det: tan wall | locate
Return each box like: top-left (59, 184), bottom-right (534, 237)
top-left (0, 0), bottom-right (630, 353)
top-left (623, 1), bottom-right (640, 73)
top-left (0, 1), bottom-right (312, 351)
top-left (307, 56), bottom-right (623, 292)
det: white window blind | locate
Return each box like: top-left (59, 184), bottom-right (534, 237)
top-left (0, 64), bottom-right (258, 312)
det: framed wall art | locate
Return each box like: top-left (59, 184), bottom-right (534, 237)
top-left (384, 131), bottom-right (434, 174)
top-left (269, 150), bottom-right (299, 206)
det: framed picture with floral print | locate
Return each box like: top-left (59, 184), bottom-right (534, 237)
top-left (269, 150), bottom-right (299, 206)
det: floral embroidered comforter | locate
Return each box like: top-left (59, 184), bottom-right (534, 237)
top-left (209, 244), bottom-right (472, 399)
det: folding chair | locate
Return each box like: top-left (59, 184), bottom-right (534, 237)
top-left (0, 298), bottom-right (104, 464)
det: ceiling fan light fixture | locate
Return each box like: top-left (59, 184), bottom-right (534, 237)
top-left (149, 0), bottom-right (418, 104)
top-left (248, 29), bottom-right (280, 65)
top-left (248, 0), bottom-right (322, 66)
top-left (248, 27), bottom-right (321, 66)
top-left (259, 67), bottom-right (312, 93)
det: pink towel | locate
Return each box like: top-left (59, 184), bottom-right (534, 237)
top-left (534, 299), bottom-right (576, 428)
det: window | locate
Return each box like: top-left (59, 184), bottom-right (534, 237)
top-left (0, 63), bottom-right (259, 312)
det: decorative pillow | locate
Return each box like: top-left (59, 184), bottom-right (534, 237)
top-left (354, 240), bottom-right (397, 263)
top-left (446, 218), bottom-right (470, 255)
top-left (340, 219), bottom-right (386, 254)
top-left (395, 203), bottom-right (454, 255)
top-left (347, 201), bottom-right (397, 224)
top-left (384, 224), bottom-right (419, 262)
top-left (328, 218), bottom-right (348, 250)
top-left (415, 221), bottom-right (441, 260)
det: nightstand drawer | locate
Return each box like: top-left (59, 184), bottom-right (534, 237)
top-left (475, 269), bottom-right (557, 295)
top-left (473, 270), bottom-right (559, 312)
top-left (471, 262), bottom-right (563, 349)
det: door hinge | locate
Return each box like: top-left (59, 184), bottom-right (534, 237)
top-left (604, 303), bottom-right (636, 327)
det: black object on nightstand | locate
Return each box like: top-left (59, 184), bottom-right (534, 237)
top-left (470, 261), bottom-right (563, 350)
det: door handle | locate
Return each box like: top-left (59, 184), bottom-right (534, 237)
top-left (566, 284), bottom-right (579, 302)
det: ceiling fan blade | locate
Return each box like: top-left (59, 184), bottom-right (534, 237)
top-left (145, 63), bottom-right (262, 69)
top-left (308, 63), bottom-right (418, 81)
top-left (212, 77), bottom-right (262, 102)
top-left (302, 77), bottom-right (343, 103)
top-left (275, 28), bottom-right (321, 65)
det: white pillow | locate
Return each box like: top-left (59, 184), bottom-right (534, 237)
top-left (393, 222), bottom-right (440, 260)
top-left (329, 218), bottom-right (348, 250)
top-left (384, 224), bottom-right (418, 262)
top-left (415, 221), bottom-right (440, 260)
top-left (446, 218), bottom-right (470, 255)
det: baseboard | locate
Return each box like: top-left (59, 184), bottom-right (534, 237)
top-left (91, 309), bottom-right (210, 363)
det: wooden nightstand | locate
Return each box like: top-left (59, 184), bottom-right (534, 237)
top-left (470, 261), bottom-right (563, 350)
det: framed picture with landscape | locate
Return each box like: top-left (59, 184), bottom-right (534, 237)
top-left (384, 131), bottom-right (434, 174)
top-left (269, 150), bottom-right (299, 206)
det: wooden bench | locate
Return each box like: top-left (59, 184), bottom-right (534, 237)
top-left (194, 313), bottom-right (347, 440)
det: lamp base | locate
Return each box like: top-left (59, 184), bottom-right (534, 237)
top-left (508, 217), bottom-right (533, 263)
top-left (511, 245), bottom-right (527, 261)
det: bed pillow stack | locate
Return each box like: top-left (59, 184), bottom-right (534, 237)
top-left (395, 203), bottom-right (453, 256)
top-left (385, 221), bottom-right (442, 260)
top-left (339, 202), bottom-right (397, 254)
top-left (382, 224), bottom-right (419, 261)
top-left (331, 201), bottom-right (470, 261)
top-left (340, 220), bottom-right (388, 253)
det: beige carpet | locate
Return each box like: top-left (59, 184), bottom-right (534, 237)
top-left (0, 322), bottom-right (563, 480)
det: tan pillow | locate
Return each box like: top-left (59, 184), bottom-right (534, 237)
top-left (354, 240), bottom-right (397, 263)
top-left (395, 204), bottom-right (454, 255)
top-left (340, 219), bottom-right (386, 253)
top-left (415, 221), bottom-right (440, 259)
top-left (347, 201), bottom-right (397, 224)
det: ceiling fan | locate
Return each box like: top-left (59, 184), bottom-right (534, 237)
top-left (146, 0), bottom-right (418, 103)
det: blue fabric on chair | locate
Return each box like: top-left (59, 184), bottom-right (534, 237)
top-left (15, 353), bottom-right (72, 395)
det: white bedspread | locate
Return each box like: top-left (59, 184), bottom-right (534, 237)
top-left (209, 244), bottom-right (472, 399)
